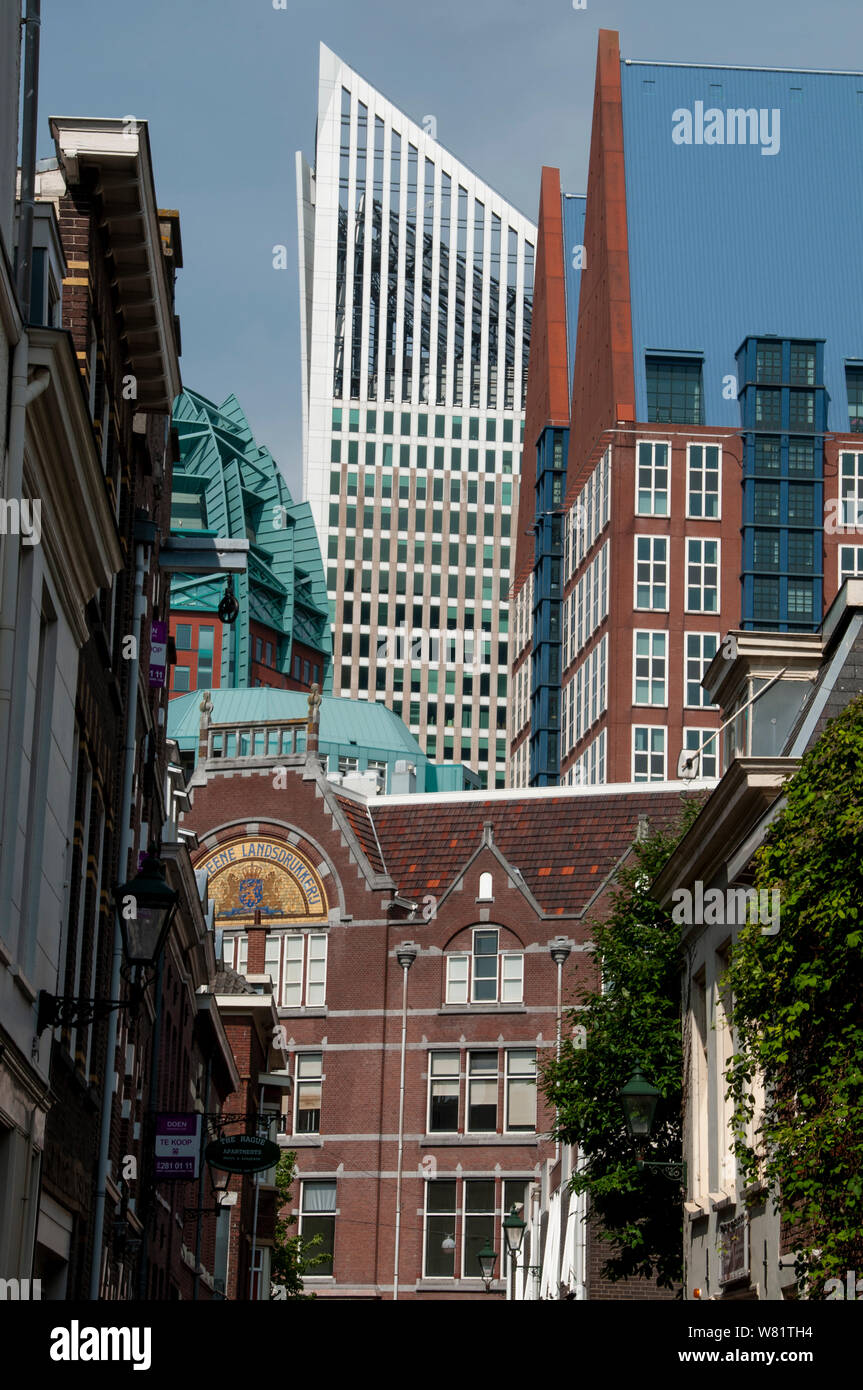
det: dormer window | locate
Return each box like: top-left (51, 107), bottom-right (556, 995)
top-left (445, 928), bottom-right (524, 1005)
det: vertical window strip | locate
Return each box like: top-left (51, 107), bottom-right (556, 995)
top-left (386, 126), bottom-right (402, 402)
top-left (334, 85), bottom-right (352, 397)
top-left (437, 170), bottom-right (451, 405)
top-left (350, 99), bottom-right (369, 400)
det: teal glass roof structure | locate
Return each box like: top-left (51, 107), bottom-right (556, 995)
top-left (167, 688), bottom-right (478, 793)
top-left (170, 388), bottom-right (332, 689)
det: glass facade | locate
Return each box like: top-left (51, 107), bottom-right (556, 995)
top-left (646, 356), bottom-right (704, 425)
top-left (737, 337), bottom-right (825, 631)
top-left (299, 54), bottom-right (535, 788)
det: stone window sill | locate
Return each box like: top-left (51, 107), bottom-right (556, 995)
top-left (421, 1134), bottom-right (538, 1147)
top-left (437, 1004), bottom-right (526, 1015)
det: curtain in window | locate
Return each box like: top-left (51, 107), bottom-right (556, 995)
top-left (303, 1181), bottom-right (336, 1213)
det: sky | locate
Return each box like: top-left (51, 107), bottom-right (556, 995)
top-left (35, 0), bottom-right (863, 497)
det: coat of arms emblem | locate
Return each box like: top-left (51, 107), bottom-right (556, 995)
top-left (238, 877), bottom-right (264, 910)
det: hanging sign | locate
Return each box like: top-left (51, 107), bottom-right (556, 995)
top-left (205, 1134), bottom-right (280, 1175)
top-left (154, 1112), bottom-right (201, 1180)
top-left (149, 620), bottom-right (168, 687)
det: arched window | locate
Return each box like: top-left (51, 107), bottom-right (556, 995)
top-left (478, 871), bottom-right (493, 900)
top-left (445, 928), bottom-right (524, 1005)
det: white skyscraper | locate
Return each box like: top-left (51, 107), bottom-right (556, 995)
top-left (297, 46), bottom-right (535, 787)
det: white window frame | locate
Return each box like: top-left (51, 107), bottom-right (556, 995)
top-left (634, 535), bottom-right (669, 611)
top-left (839, 544), bottom-right (863, 583)
top-left (684, 632), bottom-right (719, 709)
top-left (686, 442), bottom-right (721, 520)
top-left (466, 1050), bottom-right (499, 1133)
top-left (427, 1050), bottom-right (461, 1134)
top-left (635, 439), bottom-right (670, 516)
top-left (445, 929), bottom-right (524, 1005)
top-left (632, 725), bottom-right (667, 782)
top-left (504, 1049), bottom-right (537, 1133)
top-left (224, 932), bottom-right (248, 976)
top-left (685, 537), bottom-right (719, 614)
top-left (632, 630), bottom-right (668, 707)
top-left (840, 452), bottom-right (863, 530)
top-left (423, 1179), bottom-right (459, 1279)
top-left (299, 1180), bottom-right (337, 1277)
top-left (280, 930), bottom-right (328, 1008)
top-left (684, 727), bottom-right (719, 780)
top-left (293, 1050), bottom-right (324, 1135)
top-left (460, 1177), bottom-right (497, 1278)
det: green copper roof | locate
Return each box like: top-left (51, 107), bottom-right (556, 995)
top-left (168, 687), bottom-right (427, 759)
top-left (170, 387), bottom-right (332, 690)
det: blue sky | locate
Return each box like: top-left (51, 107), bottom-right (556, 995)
top-left (36, 0), bottom-right (863, 495)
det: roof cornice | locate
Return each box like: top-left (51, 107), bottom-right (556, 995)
top-left (49, 116), bottom-right (182, 412)
top-left (653, 757), bottom-right (797, 904)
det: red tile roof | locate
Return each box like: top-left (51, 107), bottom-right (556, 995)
top-left (370, 790), bottom-right (698, 915)
top-left (334, 793), bottom-right (387, 876)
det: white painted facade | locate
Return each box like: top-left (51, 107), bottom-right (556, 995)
top-left (0, 69), bottom-right (122, 1278)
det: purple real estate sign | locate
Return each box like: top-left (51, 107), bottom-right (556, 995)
top-left (149, 620), bottom-right (167, 687)
top-left (154, 1112), bottom-right (201, 1180)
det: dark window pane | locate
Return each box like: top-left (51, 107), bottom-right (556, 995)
top-left (789, 344), bottom-right (815, 386)
top-left (646, 356), bottom-right (703, 424)
top-left (466, 1179), bottom-right (495, 1212)
top-left (755, 389), bottom-right (781, 427)
top-left (302, 1216), bottom-right (334, 1275)
top-left (425, 1214), bottom-right (456, 1277)
top-left (847, 366), bottom-right (863, 433)
top-left (753, 578), bottom-right (780, 621)
top-left (756, 342), bottom-right (782, 384)
top-left (753, 530), bottom-right (780, 571)
top-left (464, 1214), bottom-right (496, 1280)
top-left (430, 1090), bottom-right (459, 1132)
top-left (754, 437), bottom-right (781, 473)
top-left (788, 440), bottom-right (815, 474)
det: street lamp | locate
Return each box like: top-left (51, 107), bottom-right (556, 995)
top-left (503, 1203), bottom-right (527, 1300)
top-left (217, 573), bottom-right (240, 624)
top-left (548, 937), bottom-right (573, 1161)
top-left (617, 1065), bottom-right (686, 1184)
top-left (477, 1241), bottom-right (497, 1292)
top-left (393, 942), bottom-right (419, 1301)
top-left (37, 854), bottom-right (178, 1031)
top-left (116, 854), bottom-right (180, 978)
top-left (619, 1066), bottom-right (661, 1151)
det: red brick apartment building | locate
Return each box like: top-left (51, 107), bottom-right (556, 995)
top-left (512, 29), bottom-right (863, 789)
top-left (181, 710), bottom-right (692, 1298)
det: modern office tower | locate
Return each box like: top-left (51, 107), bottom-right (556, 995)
top-left (169, 387), bottom-right (332, 698)
top-left (297, 45), bottom-right (536, 788)
top-left (513, 28), bottom-right (863, 788)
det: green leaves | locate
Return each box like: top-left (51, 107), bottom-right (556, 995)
top-left (270, 1151), bottom-right (326, 1298)
top-left (725, 694), bottom-right (863, 1291)
top-left (541, 798), bottom-right (700, 1289)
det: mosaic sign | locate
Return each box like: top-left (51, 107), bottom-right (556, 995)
top-left (199, 837), bottom-right (328, 924)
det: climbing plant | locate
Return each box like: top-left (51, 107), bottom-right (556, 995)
top-left (725, 693), bottom-right (863, 1293)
